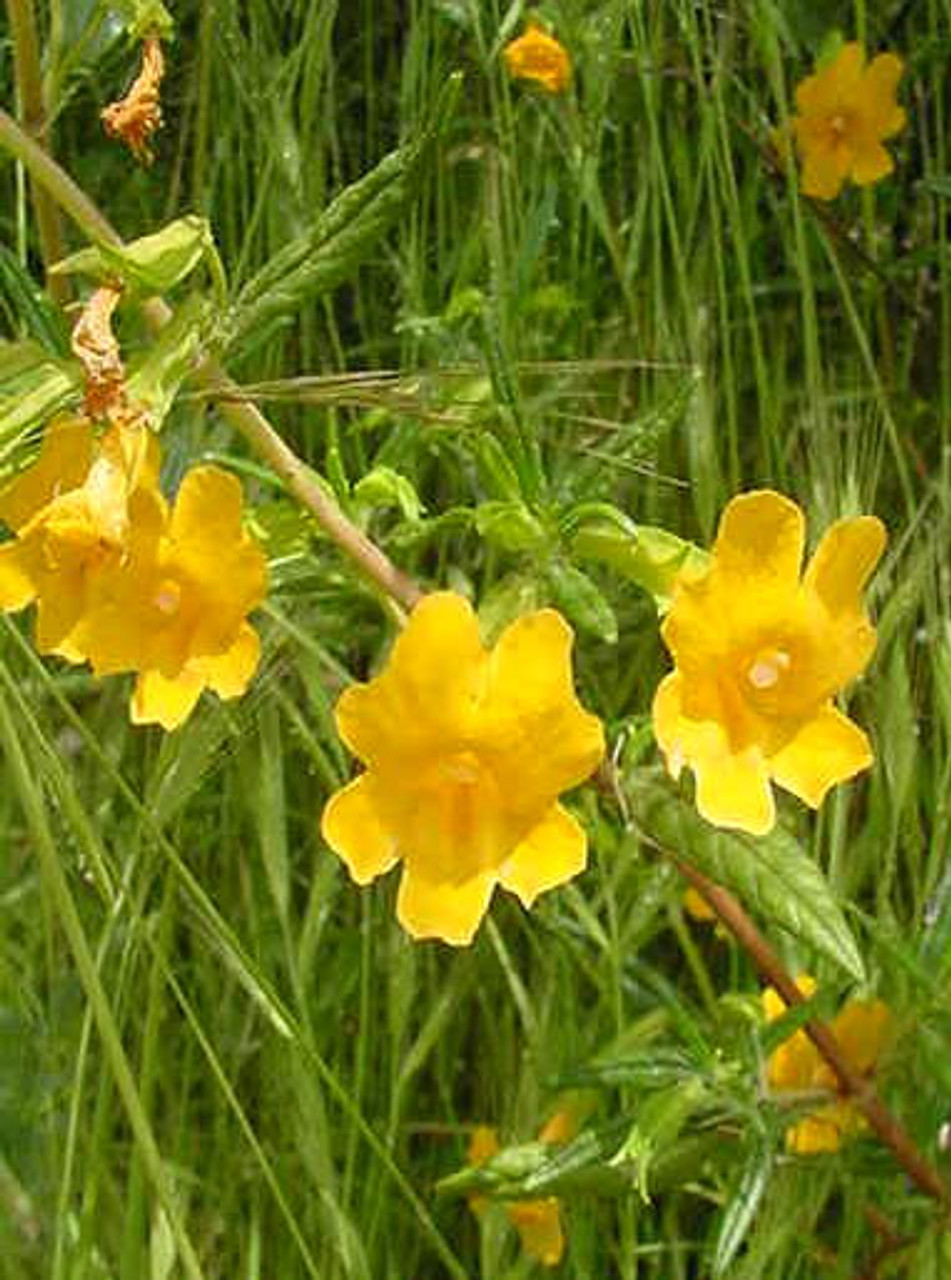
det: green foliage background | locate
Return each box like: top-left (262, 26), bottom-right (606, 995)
top-left (2, 0), bottom-right (951, 1276)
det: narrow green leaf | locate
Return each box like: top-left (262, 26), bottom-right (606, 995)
top-left (544, 561), bottom-right (618, 643)
top-left (629, 773), bottom-right (866, 981)
top-left (712, 1140), bottom-right (773, 1275)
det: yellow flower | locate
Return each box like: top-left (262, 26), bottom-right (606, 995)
top-left (652, 490), bottom-right (885, 835)
top-left (467, 1112), bottom-right (576, 1267)
top-left (790, 42), bottom-right (906, 200)
top-left (683, 886), bottom-right (717, 922)
top-left (763, 976), bottom-right (892, 1154)
top-left (321, 592), bottom-right (604, 945)
top-left (0, 417), bottom-right (266, 729)
top-left (503, 22), bottom-right (571, 94)
top-left (0, 415), bottom-right (159, 657)
top-left (70, 467), bottom-right (267, 730)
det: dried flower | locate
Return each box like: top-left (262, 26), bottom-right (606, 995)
top-left (790, 42), bottom-right (906, 199)
top-left (763, 977), bottom-right (892, 1153)
top-left (503, 22), bottom-right (571, 94)
top-left (653, 490), bottom-right (885, 835)
top-left (101, 33), bottom-right (165, 164)
top-left (71, 284), bottom-right (128, 422)
top-left (321, 592), bottom-right (604, 944)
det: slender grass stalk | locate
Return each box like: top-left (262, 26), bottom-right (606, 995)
top-left (4, 0), bottom-right (69, 303)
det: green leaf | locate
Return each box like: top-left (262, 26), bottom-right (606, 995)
top-left (544, 561), bottom-right (617, 643)
top-left (232, 75), bottom-right (462, 344)
top-left (51, 216), bottom-right (213, 294)
top-left (609, 1077), bottom-right (709, 1201)
top-left (0, 342), bottom-right (78, 452)
top-left (712, 1140), bottom-right (773, 1275)
top-left (628, 772), bottom-right (866, 981)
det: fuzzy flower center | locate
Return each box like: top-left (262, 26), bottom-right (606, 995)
top-left (746, 647), bottom-right (792, 690)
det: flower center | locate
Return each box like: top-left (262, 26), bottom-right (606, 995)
top-left (439, 749), bottom-right (482, 786)
top-left (746, 647), bottom-right (791, 690)
top-left (153, 577), bottom-right (182, 615)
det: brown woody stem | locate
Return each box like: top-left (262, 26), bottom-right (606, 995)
top-left (675, 857), bottom-right (948, 1204)
top-left (0, 108), bottom-right (423, 614)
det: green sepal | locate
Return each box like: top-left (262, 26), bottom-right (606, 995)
top-left (125, 295), bottom-right (214, 427)
top-left (113, 0), bottom-right (174, 39)
top-left (51, 216), bottom-right (214, 295)
top-left (610, 1076), bottom-right (710, 1201)
top-left (568, 503), bottom-right (708, 609)
top-left (475, 500), bottom-right (547, 552)
top-left (628, 771), bottom-right (866, 981)
top-left (353, 467), bottom-right (423, 523)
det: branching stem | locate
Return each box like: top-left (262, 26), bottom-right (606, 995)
top-left (0, 108), bottom-right (422, 613)
top-left (675, 856), bottom-right (948, 1205)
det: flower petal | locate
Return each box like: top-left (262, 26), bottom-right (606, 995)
top-left (654, 672), bottom-right (774, 833)
top-left (862, 53), bottom-right (906, 137)
top-left (663, 492), bottom-right (805, 668)
top-left (850, 140), bottom-right (895, 186)
top-left (335, 592), bottom-right (487, 766)
top-left (197, 623), bottom-right (261, 699)
top-left (794, 43), bottom-right (864, 118)
top-left (0, 540), bottom-right (38, 611)
top-left (481, 609), bottom-right (604, 807)
top-left (321, 774), bottom-right (398, 885)
top-left (804, 516), bottom-right (886, 619)
top-left (498, 803), bottom-right (587, 908)
top-left (507, 1199), bottom-right (565, 1266)
top-left (131, 667), bottom-right (205, 730)
top-left (0, 415), bottom-right (94, 532)
top-left (396, 865), bottom-right (495, 945)
top-left (769, 704), bottom-right (872, 808)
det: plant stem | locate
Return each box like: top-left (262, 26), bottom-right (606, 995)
top-left (674, 856), bottom-right (949, 1206)
top-left (0, 107), bottom-right (423, 613)
top-left (4, 0), bottom-right (69, 304)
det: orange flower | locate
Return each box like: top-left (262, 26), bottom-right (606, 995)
top-left (790, 42), bottom-right (906, 199)
top-left (653, 491), bottom-right (885, 835)
top-left (763, 977), bottom-right (892, 1154)
top-left (503, 22), bottom-right (571, 94)
top-left (321, 592), bottom-right (604, 944)
top-left (101, 33), bottom-right (165, 164)
top-left (467, 1111), bottom-right (577, 1267)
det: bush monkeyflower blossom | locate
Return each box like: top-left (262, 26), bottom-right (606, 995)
top-left (790, 42), bottom-right (906, 200)
top-left (0, 415), bottom-right (267, 729)
top-left (652, 490), bottom-right (885, 835)
top-left (321, 591), bottom-right (604, 945)
top-left (467, 1108), bottom-right (579, 1267)
top-left (503, 22), bottom-right (571, 95)
top-left (70, 466), bottom-right (267, 729)
top-left (763, 976), bottom-right (892, 1154)
top-left (0, 414), bottom-right (159, 658)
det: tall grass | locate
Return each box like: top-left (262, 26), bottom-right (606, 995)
top-left (2, 0), bottom-right (951, 1276)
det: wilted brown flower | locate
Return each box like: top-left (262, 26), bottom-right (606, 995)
top-left (101, 34), bottom-right (165, 165)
